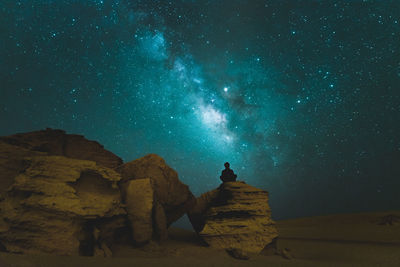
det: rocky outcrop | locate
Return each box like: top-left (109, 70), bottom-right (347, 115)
top-left (0, 129), bottom-right (212, 256)
top-left (117, 154), bottom-right (196, 241)
top-left (0, 128), bottom-right (123, 169)
top-left (188, 181), bottom-right (278, 254)
top-left (0, 142), bottom-right (126, 256)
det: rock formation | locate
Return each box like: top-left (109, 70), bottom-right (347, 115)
top-left (1, 129), bottom-right (277, 258)
top-left (188, 181), bottom-right (278, 254)
top-left (0, 141), bottom-right (126, 256)
top-left (0, 141), bottom-right (45, 197)
top-left (0, 128), bottom-right (123, 169)
top-left (124, 178), bottom-right (154, 243)
top-left (0, 130), bottom-right (197, 255)
top-left (117, 154), bottom-right (196, 243)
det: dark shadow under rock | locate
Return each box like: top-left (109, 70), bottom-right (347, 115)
top-left (226, 248), bottom-right (250, 260)
top-left (78, 221), bottom-right (95, 256)
top-left (261, 237), bottom-right (278, 256)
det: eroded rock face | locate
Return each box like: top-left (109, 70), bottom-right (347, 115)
top-left (117, 154), bottom-right (196, 227)
top-left (0, 128), bottom-right (123, 169)
top-left (0, 131), bottom-right (200, 255)
top-left (124, 178), bottom-right (154, 243)
top-left (188, 181), bottom-right (278, 254)
top-left (153, 201), bottom-right (168, 241)
top-left (0, 144), bottom-right (126, 256)
top-left (0, 142), bottom-right (45, 196)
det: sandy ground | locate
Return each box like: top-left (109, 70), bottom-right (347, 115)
top-left (0, 211), bottom-right (399, 267)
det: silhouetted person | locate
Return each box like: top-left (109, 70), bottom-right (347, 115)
top-left (220, 162), bottom-right (237, 183)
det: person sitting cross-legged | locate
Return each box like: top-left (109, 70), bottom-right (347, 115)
top-left (220, 162), bottom-right (237, 183)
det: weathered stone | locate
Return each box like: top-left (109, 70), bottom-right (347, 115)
top-left (0, 128), bottom-right (123, 169)
top-left (153, 201), bottom-right (168, 241)
top-left (0, 144), bottom-right (125, 256)
top-left (188, 181), bottom-right (278, 254)
top-left (0, 142), bottom-right (45, 196)
top-left (117, 154), bottom-right (195, 226)
top-left (124, 178), bottom-right (154, 244)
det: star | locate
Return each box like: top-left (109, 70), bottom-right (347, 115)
top-left (1, 0), bottom-right (399, 222)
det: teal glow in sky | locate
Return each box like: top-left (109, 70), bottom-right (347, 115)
top-left (1, 0), bottom-right (400, 219)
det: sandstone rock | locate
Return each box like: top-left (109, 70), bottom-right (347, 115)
top-left (0, 147), bottom-right (125, 256)
top-left (0, 128), bottom-right (123, 169)
top-left (117, 154), bottom-right (195, 226)
top-left (124, 178), bottom-right (154, 244)
top-left (153, 201), bottom-right (168, 241)
top-left (188, 181), bottom-right (278, 254)
top-left (0, 141), bottom-right (45, 196)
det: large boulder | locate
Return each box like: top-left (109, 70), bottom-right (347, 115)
top-left (188, 181), bottom-right (278, 254)
top-left (117, 154), bottom-right (195, 240)
top-left (0, 141), bottom-right (126, 256)
top-left (117, 154), bottom-right (196, 225)
top-left (124, 178), bottom-right (154, 243)
top-left (0, 128), bottom-right (123, 169)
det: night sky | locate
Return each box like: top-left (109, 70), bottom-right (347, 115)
top-left (1, 0), bottom-right (400, 220)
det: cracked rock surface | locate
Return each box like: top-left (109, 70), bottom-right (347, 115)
top-left (0, 141), bottom-right (125, 255)
top-left (188, 181), bottom-right (278, 254)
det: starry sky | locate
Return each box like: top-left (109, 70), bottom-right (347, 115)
top-left (1, 0), bottom-right (400, 220)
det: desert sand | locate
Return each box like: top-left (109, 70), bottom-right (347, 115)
top-left (0, 211), bottom-right (399, 267)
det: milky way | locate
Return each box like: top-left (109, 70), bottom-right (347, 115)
top-left (1, 0), bottom-right (400, 220)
